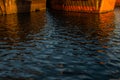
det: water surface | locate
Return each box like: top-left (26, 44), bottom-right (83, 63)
top-left (0, 8), bottom-right (120, 80)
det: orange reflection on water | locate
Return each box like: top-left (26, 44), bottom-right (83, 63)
top-left (49, 10), bottom-right (115, 44)
top-left (0, 11), bottom-right (46, 43)
top-left (0, 14), bottom-right (20, 42)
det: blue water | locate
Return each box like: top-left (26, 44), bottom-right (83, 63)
top-left (0, 8), bottom-right (120, 80)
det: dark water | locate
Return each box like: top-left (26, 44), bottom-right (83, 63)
top-left (0, 8), bottom-right (120, 80)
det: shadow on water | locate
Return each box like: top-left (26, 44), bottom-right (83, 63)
top-left (45, 10), bottom-right (116, 60)
top-left (47, 10), bottom-right (115, 44)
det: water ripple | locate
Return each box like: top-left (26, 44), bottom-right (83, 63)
top-left (0, 8), bottom-right (120, 80)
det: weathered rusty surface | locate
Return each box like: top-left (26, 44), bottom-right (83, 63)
top-left (116, 0), bottom-right (120, 6)
top-left (49, 0), bottom-right (116, 13)
top-left (0, 0), bottom-right (46, 15)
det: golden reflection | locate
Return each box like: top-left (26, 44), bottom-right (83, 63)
top-left (0, 11), bottom-right (46, 43)
top-left (96, 12), bottom-right (115, 43)
top-left (0, 14), bottom-right (20, 42)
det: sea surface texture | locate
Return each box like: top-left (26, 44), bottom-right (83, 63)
top-left (0, 8), bottom-right (120, 80)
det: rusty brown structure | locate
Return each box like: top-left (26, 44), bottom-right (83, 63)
top-left (0, 0), bottom-right (117, 14)
top-left (0, 0), bottom-right (46, 15)
top-left (49, 0), bottom-right (116, 13)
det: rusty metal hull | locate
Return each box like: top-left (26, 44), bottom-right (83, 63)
top-left (49, 0), bottom-right (116, 13)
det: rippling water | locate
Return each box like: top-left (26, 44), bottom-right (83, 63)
top-left (0, 8), bottom-right (120, 80)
